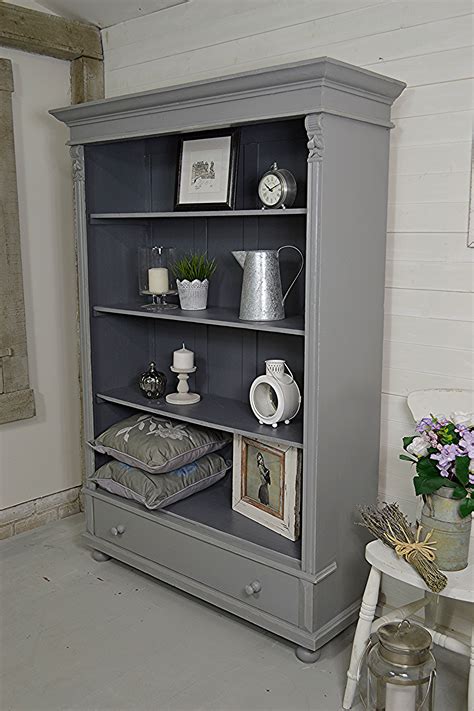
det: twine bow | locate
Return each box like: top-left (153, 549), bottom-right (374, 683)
top-left (385, 523), bottom-right (437, 563)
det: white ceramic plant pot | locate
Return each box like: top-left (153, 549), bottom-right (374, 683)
top-left (177, 279), bottom-right (209, 310)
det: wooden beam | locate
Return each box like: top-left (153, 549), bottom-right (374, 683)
top-left (71, 56), bottom-right (104, 104)
top-left (0, 58), bottom-right (35, 424)
top-left (0, 2), bottom-right (102, 61)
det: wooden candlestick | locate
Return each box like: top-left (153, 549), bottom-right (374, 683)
top-left (165, 366), bottom-right (200, 405)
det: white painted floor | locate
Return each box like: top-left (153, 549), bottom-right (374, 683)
top-left (0, 515), bottom-right (468, 710)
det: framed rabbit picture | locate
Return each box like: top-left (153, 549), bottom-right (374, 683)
top-left (232, 435), bottom-right (301, 541)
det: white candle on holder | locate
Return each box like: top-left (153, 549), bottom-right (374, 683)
top-left (148, 267), bottom-right (169, 294)
top-left (173, 344), bottom-right (194, 370)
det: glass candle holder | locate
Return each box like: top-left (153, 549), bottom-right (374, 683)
top-left (138, 246), bottom-right (178, 311)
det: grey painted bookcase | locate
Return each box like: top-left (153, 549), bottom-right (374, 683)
top-left (51, 58), bottom-right (405, 659)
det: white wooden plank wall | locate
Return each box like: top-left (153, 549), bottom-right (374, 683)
top-left (102, 1), bottom-right (474, 624)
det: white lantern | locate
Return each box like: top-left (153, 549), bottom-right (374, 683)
top-left (249, 360), bottom-right (301, 428)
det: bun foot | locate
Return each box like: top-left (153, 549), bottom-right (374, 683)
top-left (92, 550), bottom-right (111, 562)
top-left (295, 646), bottom-right (321, 663)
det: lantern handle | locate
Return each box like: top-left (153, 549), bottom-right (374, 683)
top-left (396, 619), bottom-right (411, 633)
top-left (418, 669), bottom-right (436, 710)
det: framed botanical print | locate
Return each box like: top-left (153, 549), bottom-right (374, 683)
top-left (176, 130), bottom-right (238, 210)
top-left (232, 435), bottom-right (301, 541)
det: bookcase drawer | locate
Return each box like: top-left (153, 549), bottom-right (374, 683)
top-left (93, 497), bottom-right (299, 625)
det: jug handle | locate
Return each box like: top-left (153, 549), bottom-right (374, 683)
top-left (277, 245), bottom-right (304, 305)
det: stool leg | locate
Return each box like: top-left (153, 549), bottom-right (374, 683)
top-left (343, 566), bottom-right (381, 710)
top-left (469, 623), bottom-right (474, 711)
top-left (424, 591), bottom-right (439, 629)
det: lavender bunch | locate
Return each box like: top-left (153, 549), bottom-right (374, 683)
top-left (359, 502), bottom-right (448, 593)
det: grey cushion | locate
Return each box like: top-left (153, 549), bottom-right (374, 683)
top-left (91, 453), bottom-right (230, 510)
top-left (89, 413), bottom-right (231, 474)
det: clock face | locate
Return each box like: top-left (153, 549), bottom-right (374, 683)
top-left (258, 172), bottom-right (283, 207)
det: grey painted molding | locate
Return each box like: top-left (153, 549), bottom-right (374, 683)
top-left (301, 112), bottom-right (324, 575)
top-left (70, 145), bottom-right (95, 478)
top-left (50, 57), bottom-right (405, 145)
top-left (0, 58), bottom-right (35, 425)
top-left (305, 114), bottom-right (324, 163)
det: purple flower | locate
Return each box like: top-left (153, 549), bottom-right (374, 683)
top-left (459, 431), bottom-right (474, 459)
top-left (416, 417), bottom-right (433, 433)
top-left (431, 444), bottom-right (461, 472)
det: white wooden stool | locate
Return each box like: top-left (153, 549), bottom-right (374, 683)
top-left (343, 540), bottom-right (474, 710)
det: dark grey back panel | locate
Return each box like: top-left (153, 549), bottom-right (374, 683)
top-left (85, 117), bottom-right (307, 435)
top-left (85, 141), bottom-right (150, 213)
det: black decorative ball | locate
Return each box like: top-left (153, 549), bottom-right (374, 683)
top-left (139, 362), bottom-right (167, 399)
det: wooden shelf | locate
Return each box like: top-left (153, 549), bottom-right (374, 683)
top-left (90, 209), bottom-right (307, 220)
top-left (93, 303), bottom-right (305, 336)
top-left (164, 477), bottom-right (302, 560)
top-left (97, 385), bottom-right (303, 448)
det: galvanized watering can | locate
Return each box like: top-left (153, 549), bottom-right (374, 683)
top-left (232, 246), bottom-right (304, 321)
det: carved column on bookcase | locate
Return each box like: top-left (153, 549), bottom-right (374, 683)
top-left (71, 145), bottom-right (95, 481)
top-left (0, 58), bottom-right (35, 425)
top-left (301, 113), bottom-right (324, 575)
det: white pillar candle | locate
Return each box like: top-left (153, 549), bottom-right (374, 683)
top-left (173, 344), bottom-right (194, 370)
top-left (385, 683), bottom-right (417, 711)
top-left (148, 267), bottom-right (169, 294)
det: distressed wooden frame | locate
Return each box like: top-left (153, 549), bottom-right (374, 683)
top-left (0, 3), bottom-right (103, 426)
top-left (0, 58), bottom-right (35, 424)
top-left (232, 435), bottom-right (301, 541)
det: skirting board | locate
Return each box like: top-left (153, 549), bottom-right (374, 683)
top-left (0, 486), bottom-right (82, 539)
top-left (83, 531), bottom-right (360, 651)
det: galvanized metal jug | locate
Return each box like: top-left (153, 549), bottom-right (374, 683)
top-left (421, 486), bottom-right (471, 571)
top-left (232, 246), bottom-right (304, 321)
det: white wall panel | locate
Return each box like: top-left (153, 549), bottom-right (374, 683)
top-left (387, 201), bottom-right (469, 232)
top-left (382, 367), bottom-right (472, 396)
top-left (390, 111), bottom-right (472, 148)
top-left (387, 233), bottom-right (474, 262)
top-left (384, 314), bottom-right (473, 351)
top-left (389, 142), bottom-right (471, 175)
top-left (385, 288), bottom-right (473, 321)
top-left (366, 46), bottom-right (473, 87)
top-left (385, 259), bottom-right (473, 291)
top-left (388, 171), bottom-right (470, 204)
top-left (104, 14), bottom-right (472, 95)
top-left (391, 79), bottom-right (473, 119)
top-left (384, 342), bottom-right (472, 379)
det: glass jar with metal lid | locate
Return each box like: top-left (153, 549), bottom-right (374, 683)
top-left (362, 620), bottom-right (436, 710)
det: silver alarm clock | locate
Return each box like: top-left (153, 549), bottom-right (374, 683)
top-left (258, 162), bottom-right (297, 209)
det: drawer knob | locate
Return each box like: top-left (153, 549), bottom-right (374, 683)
top-left (110, 525), bottom-right (125, 536)
top-left (245, 580), bottom-right (262, 596)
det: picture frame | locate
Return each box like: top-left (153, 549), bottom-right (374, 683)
top-left (175, 130), bottom-right (239, 210)
top-left (232, 435), bottom-right (301, 541)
